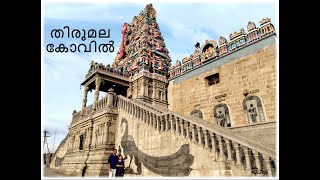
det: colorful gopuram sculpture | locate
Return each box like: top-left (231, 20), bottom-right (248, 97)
top-left (111, 3), bottom-right (171, 77)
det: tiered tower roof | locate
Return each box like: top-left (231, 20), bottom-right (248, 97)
top-left (112, 4), bottom-right (171, 78)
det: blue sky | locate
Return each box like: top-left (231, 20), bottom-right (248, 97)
top-left (42, 1), bottom-right (278, 153)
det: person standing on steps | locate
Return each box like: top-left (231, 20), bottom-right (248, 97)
top-left (115, 155), bottom-right (125, 177)
top-left (107, 149), bottom-right (119, 178)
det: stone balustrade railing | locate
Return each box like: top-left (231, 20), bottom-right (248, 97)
top-left (95, 95), bottom-right (108, 112)
top-left (70, 94), bottom-right (119, 125)
top-left (133, 98), bottom-right (166, 113)
top-left (117, 95), bottom-right (276, 177)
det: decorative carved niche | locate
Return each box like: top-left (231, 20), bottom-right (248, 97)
top-left (242, 96), bottom-right (265, 124)
top-left (213, 104), bottom-right (231, 127)
top-left (190, 110), bottom-right (203, 119)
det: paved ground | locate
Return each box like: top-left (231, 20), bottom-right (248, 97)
top-left (43, 167), bottom-right (71, 177)
top-left (43, 167), bottom-right (139, 178)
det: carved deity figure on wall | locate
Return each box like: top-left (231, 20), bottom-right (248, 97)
top-left (155, 42), bottom-right (162, 51)
top-left (202, 45), bottom-right (215, 60)
top-left (153, 31), bottom-right (160, 38)
top-left (243, 96), bottom-right (265, 124)
top-left (214, 104), bottom-right (231, 127)
top-left (158, 61), bottom-right (163, 70)
top-left (248, 104), bottom-right (258, 123)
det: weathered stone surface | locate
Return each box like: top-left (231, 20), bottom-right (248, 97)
top-left (168, 38), bottom-right (276, 129)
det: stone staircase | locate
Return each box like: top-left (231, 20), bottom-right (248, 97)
top-left (117, 95), bottom-right (276, 177)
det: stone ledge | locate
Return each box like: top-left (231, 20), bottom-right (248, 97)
top-left (171, 34), bottom-right (277, 84)
top-left (228, 121), bottom-right (276, 130)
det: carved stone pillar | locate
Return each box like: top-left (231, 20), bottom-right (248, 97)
top-left (85, 128), bottom-right (89, 147)
top-left (243, 147), bottom-right (252, 171)
top-left (153, 114), bottom-right (157, 129)
top-left (102, 122), bottom-right (107, 144)
top-left (156, 116), bottom-right (160, 130)
top-left (140, 79), bottom-right (146, 97)
top-left (191, 124), bottom-right (196, 143)
top-left (142, 109), bottom-right (145, 122)
top-left (107, 88), bottom-right (114, 107)
top-left (185, 122), bottom-right (190, 139)
top-left (104, 119), bottom-right (111, 144)
top-left (132, 105), bottom-right (135, 117)
top-left (217, 135), bottom-right (225, 159)
top-left (81, 86), bottom-right (89, 117)
top-left (175, 117), bottom-right (179, 133)
top-left (209, 132), bottom-right (217, 160)
top-left (203, 130), bottom-right (209, 149)
top-left (152, 81), bottom-right (156, 99)
top-left (149, 113), bottom-right (153, 127)
top-left (180, 119), bottom-right (185, 137)
top-left (234, 143), bottom-right (242, 165)
top-left (160, 116), bottom-right (165, 131)
top-left (252, 151), bottom-right (262, 176)
top-left (92, 78), bottom-right (101, 111)
top-left (125, 101), bottom-right (128, 112)
top-left (135, 106), bottom-right (138, 118)
top-left (225, 138), bottom-right (232, 161)
top-left (136, 106), bottom-right (139, 118)
top-left (169, 115), bottom-right (174, 132)
top-left (262, 155), bottom-right (274, 177)
top-left (197, 126), bottom-right (202, 146)
top-left (165, 115), bottom-right (169, 131)
top-left (74, 133), bottom-right (77, 149)
top-left (100, 123), bottom-right (104, 145)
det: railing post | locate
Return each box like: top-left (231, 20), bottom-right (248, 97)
top-left (180, 119), bottom-right (185, 137)
top-left (165, 114), bottom-right (169, 131)
top-left (217, 135), bottom-right (226, 160)
top-left (243, 146), bottom-right (252, 171)
top-left (252, 150), bottom-right (262, 176)
top-left (225, 138), bottom-right (233, 161)
top-left (156, 115), bottom-right (160, 131)
top-left (175, 117), bottom-right (179, 134)
top-left (191, 123), bottom-right (196, 143)
top-left (262, 155), bottom-right (274, 177)
top-left (203, 130), bottom-right (209, 149)
top-left (234, 143), bottom-right (243, 165)
top-left (170, 115), bottom-right (174, 132)
top-left (185, 121), bottom-right (190, 140)
top-left (197, 126), bottom-right (203, 147)
top-left (161, 116), bottom-right (165, 131)
top-left (153, 114), bottom-right (157, 129)
top-left (149, 113), bottom-right (152, 127)
top-left (209, 132), bottom-right (218, 161)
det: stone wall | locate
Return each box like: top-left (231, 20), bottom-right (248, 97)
top-left (229, 121), bottom-right (276, 149)
top-left (167, 35), bottom-right (276, 127)
top-left (50, 134), bottom-right (69, 169)
top-left (115, 110), bottom-right (250, 177)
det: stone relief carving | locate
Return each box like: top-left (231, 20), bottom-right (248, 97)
top-left (242, 96), bottom-right (265, 123)
top-left (119, 118), bottom-right (194, 176)
top-left (213, 104), bottom-right (231, 127)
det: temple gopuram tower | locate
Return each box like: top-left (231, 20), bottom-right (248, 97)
top-left (112, 4), bottom-right (171, 107)
top-left (51, 3), bottom-right (277, 177)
